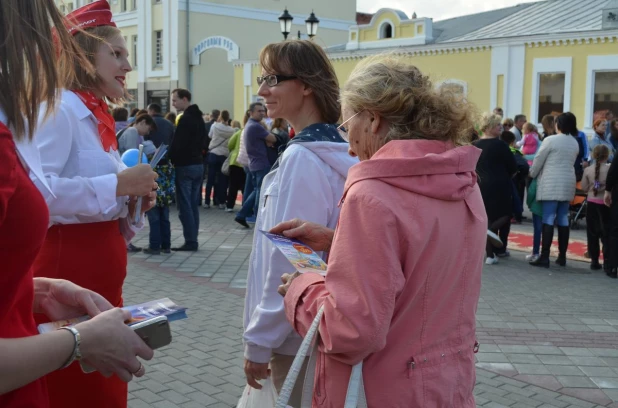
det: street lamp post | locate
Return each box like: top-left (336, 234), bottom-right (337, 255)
top-left (305, 11), bottom-right (320, 39)
top-left (278, 8), bottom-right (294, 40)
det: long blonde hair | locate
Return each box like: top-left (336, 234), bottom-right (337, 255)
top-left (341, 54), bottom-right (476, 145)
top-left (0, 0), bottom-right (93, 141)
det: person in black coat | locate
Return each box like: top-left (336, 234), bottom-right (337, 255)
top-left (604, 157), bottom-right (618, 278)
top-left (169, 88), bottom-right (208, 251)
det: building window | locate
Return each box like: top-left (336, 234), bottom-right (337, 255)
top-left (379, 22), bottom-right (394, 39)
top-left (154, 31), bottom-right (163, 67)
top-left (132, 35), bottom-right (138, 68)
top-left (593, 71), bottom-right (618, 120)
top-left (132, 0), bottom-right (137, 10)
top-left (538, 73), bottom-right (565, 120)
top-left (67, 2), bottom-right (74, 12)
top-left (120, 0), bottom-right (127, 12)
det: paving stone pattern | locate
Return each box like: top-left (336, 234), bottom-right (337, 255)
top-left (124, 207), bottom-right (618, 407)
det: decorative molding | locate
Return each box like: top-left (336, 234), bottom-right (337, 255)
top-left (177, 0), bottom-right (354, 31)
top-left (585, 54), bottom-right (618, 128)
top-left (530, 57), bottom-right (572, 124)
top-left (377, 19), bottom-right (396, 40)
top-left (113, 10), bottom-right (138, 28)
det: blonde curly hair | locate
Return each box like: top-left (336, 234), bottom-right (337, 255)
top-left (480, 112), bottom-right (503, 133)
top-left (341, 54), bottom-right (476, 145)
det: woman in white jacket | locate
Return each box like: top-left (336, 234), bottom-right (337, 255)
top-left (206, 110), bottom-right (236, 208)
top-left (242, 40), bottom-right (358, 406)
top-left (529, 112), bottom-right (580, 268)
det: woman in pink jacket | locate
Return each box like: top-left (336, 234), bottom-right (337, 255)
top-left (274, 55), bottom-right (487, 407)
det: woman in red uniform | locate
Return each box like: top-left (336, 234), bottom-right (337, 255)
top-left (26, 2), bottom-right (159, 407)
top-left (0, 1), bottom-right (156, 407)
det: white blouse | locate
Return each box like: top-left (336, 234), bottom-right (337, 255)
top-left (21, 90), bottom-right (134, 228)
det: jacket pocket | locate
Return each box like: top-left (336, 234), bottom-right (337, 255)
top-left (408, 346), bottom-right (475, 408)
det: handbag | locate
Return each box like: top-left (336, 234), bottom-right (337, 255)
top-left (222, 155), bottom-right (231, 176)
top-left (276, 306), bottom-right (368, 408)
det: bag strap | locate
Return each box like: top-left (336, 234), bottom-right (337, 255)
top-left (275, 306), bottom-right (324, 408)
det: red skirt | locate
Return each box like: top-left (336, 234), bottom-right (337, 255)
top-left (33, 221), bottom-right (128, 408)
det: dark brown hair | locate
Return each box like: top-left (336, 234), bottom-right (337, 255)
top-left (259, 40), bottom-right (340, 124)
top-left (133, 113), bottom-right (157, 131)
top-left (172, 88), bottom-right (192, 102)
top-left (592, 144), bottom-right (610, 196)
top-left (220, 110), bottom-right (230, 123)
top-left (165, 112), bottom-right (176, 123)
top-left (0, 0), bottom-right (94, 141)
top-left (112, 107), bottom-right (129, 122)
top-left (541, 114), bottom-right (555, 137)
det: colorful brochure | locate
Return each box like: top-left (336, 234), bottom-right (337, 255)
top-left (37, 298), bottom-right (187, 334)
top-left (260, 231), bottom-right (327, 276)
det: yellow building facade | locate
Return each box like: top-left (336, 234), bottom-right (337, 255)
top-left (234, 0), bottom-right (618, 133)
top-left (56, 0), bottom-right (356, 114)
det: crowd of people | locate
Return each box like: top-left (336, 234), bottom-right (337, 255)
top-left (473, 106), bottom-right (618, 279)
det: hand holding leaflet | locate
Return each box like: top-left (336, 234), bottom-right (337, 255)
top-left (260, 231), bottom-right (327, 276)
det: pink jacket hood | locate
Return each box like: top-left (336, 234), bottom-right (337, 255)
top-left (343, 139), bottom-right (481, 203)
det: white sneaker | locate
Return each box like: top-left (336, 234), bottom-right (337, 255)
top-left (526, 254), bottom-right (539, 262)
top-left (225, 208), bottom-right (234, 213)
top-left (485, 256), bottom-right (499, 265)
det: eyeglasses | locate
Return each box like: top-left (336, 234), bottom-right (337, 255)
top-left (337, 110), bottom-right (365, 141)
top-left (256, 74), bottom-right (298, 87)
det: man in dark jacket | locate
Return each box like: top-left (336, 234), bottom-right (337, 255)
top-left (169, 88), bottom-right (207, 251)
top-left (147, 103), bottom-right (175, 148)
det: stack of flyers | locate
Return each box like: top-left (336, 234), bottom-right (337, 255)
top-left (260, 231), bottom-right (327, 276)
top-left (37, 298), bottom-right (187, 334)
top-left (134, 144), bottom-right (169, 224)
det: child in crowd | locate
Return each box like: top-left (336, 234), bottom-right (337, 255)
top-left (143, 149), bottom-right (175, 255)
top-left (518, 122), bottom-right (541, 165)
top-left (581, 145), bottom-right (611, 271)
top-left (500, 130), bottom-right (529, 229)
top-left (526, 178), bottom-right (543, 262)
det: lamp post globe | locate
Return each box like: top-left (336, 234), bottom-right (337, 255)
top-left (305, 11), bottom-right (320, 39)
top-left (279, 8), bottom-right (294, 40)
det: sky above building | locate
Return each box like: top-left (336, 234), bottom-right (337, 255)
top-left (356, 0), bottom-right (542, 21)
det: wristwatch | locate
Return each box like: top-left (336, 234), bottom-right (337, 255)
top-left (58, 326), bottom-right (82, 369)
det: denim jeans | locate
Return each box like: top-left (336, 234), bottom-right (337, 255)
top-left (541, 201), bottom-right (570, 227)
top-left (199, 155), bottom-right (209, 206)
top-left (205, 153), bottom-right (229, 206)
top-left (242, 166), bottom-right (254, 206)
top-left (147, 206), bottom-right (171, 250)
top-left (237, 168), bottom-right (269, 220)
top-left (175, 164), bottom-right (203, 248)
top-left (532, 214), bottom-right (543, 255)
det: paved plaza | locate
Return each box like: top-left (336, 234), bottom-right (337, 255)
top-left (124, 206), bottom-right (618, 408)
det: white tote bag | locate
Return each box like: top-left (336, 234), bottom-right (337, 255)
top-left (237, 377), bottom-right (278, 408)
top-left (276, 306), bottom-right (368, 408)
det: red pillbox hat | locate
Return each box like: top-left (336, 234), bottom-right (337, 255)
top-left (65, 0), bottom-right (117, 35)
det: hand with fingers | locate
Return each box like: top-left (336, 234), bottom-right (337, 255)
top-left (75, 308), bottom-right (154, 382)
top-left (269, 218), bottom-right (335, 252)
top-left (244, 358), bottom-right (270, 390)
top-left (116, 164), bottom-right (158, 197)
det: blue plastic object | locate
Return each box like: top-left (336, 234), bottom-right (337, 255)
top-left (121, 149), bottom-right (149, 167)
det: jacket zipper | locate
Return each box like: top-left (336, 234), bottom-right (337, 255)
top-left (407, 357), bottom-right (415, 379)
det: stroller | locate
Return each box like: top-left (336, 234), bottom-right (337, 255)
top-left (569, 181), bottom-right (588, 229)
